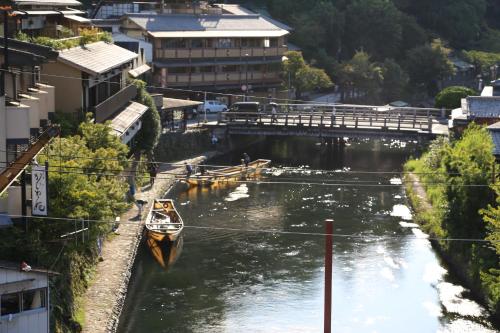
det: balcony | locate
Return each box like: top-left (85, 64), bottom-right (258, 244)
top-left (94, 84), bottom-right (137, 123)
top-left (154, 47), bottom-right (288, 60)
top-left (165, 71), bottom-right (281, 88)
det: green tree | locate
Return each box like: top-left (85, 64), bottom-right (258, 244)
top-left (406, 40), bottom-right (455, 95)
top-left (282, 51), bottom-right (333, 99)
top-left (131, 80), bottom-right (161, 156)
top-left (435, 86), bottom-right (476, 109)
top-left (381, 59), bottom-right (409, 102)
top-left (344, 0), bottom-right (403, 60)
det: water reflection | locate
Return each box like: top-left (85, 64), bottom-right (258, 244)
top-left (118, 138), bottom-right (495, 333)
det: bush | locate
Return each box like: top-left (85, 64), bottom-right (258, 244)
top-left (435, 86), bottom-right (476, 109)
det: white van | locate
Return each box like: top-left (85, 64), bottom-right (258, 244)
top-left (199, 100), bottom-right (228, 113)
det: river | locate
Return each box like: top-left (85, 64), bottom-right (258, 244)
top-left (118, 137), bottom-right (496, 333)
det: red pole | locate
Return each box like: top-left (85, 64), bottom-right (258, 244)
top-left (324, 219), bottom-right (333, 333)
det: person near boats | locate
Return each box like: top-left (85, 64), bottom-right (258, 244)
top-left (243, 153), bottom-right (251, 168)
top-left (184, 162), bottom-right (193, 178)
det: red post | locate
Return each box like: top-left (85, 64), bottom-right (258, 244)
top-left (324, 219), bottom-right (333, 333)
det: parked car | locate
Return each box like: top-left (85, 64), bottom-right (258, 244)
top-left (199, 100), bottom-right (228, 113)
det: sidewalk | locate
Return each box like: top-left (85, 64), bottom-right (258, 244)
top-left (82, 152), bottom-right (217, 333)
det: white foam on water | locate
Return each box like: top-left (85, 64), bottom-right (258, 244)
top-left (423, 262), bottom-right (447, 284)
top-left (422, 301), bottom-right (442, 317)
top-left (412, 228), bottom-right (430, 239)
top-left (399, 221), bottom-right (420, 228)
top-left (390, 177), bottom-right (403, 185)
top-left (380, 267), bottom-right (395, 281)
top-left (271, 169), bottom-right (284, 176)
top-left (384, 256), bottom-right (400, 269)
top-left (180, 201), bottom-right (190, 206)
top-left (224, 184), bottom-right (250, 202)
top-left (390, 204), bottom-right (413, 220)
top-left (376, 246), bottom-right (385, 254)
top-left (437, 282), bottom-right (486, 317)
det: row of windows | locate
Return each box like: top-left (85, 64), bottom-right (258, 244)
top-left (1, 288), bottom-right (47, 316)
top-left (160, 38), bottom-right (281, 49)
top-left (167, 63), bottom-right (282, 74)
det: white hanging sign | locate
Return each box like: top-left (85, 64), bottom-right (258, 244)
top-left (31, 165), bottom-right (48, 216)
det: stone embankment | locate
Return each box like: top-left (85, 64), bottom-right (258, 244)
top-left (82, 152), bottom-right (217, 333)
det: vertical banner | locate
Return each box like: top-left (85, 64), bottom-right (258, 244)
top-left (31, 165), bottom-right (48, 216)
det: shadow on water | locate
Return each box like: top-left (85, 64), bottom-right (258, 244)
top-left (118, 137), bottom-right (495, 333)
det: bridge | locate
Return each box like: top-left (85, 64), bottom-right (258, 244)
top-left (204, 104), bottom-right (450, 140)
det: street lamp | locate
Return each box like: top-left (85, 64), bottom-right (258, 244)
top-left (281, 55), bottom-right (291, 103)
top-left (244, 53), bottom-right (249, 101)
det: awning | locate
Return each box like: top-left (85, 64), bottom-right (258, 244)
top-left (15, 10), bottom-right (60, 15)
top-left (64, 14), bottom-right (91, 23)
top-left (163, 98), bottom-right (202, 110)
top-left (109, 101), bottom-right (148, 137)
top-left (129, 64), bottom-right (151, 78)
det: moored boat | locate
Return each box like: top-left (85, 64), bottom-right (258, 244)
top-left (145, 199), bottom-right (184, 242)
top-left (209, 159), bottom-right (271, 182)
top-left (145, 236), bottom-right (184, 270)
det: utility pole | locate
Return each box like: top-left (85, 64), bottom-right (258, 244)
top-left (324, 219), bottom-right (333, 333)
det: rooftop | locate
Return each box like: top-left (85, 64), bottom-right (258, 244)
top-left (487, 122), bottom-right (500, 156)
top-left (57, 41), bottom-right (137, 76)
top-left (163, 97), bottom-right (202, 110)
top-left (463, 96), bottom-right (500, 118)
top-left (13, 0), bottom-right (82, 6)
top-left (125, 13), bottom-right (290, 38)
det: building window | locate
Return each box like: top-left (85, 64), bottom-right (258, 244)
top-left (162, 38), bottom-right (187, 48)
top-left (22, 289), bottom-right (46, 311)
top-left (191, 39), bottom-right (203, 48)
top-left (204, 39), bottom-right (214, 48)
top-left (168, 67), bottom-right (189, 74)
top-left (218, 38), bottom-right (232, 48)
top-left (241, 38), bottom-right (262, 48)
top-left (270, 38), bottom-right (278, 47)
top-left (221, 65), bottom-right (240, 72)
top-left (200, 66), bottom-right (214, 73)
top-left (1, 293), bottom-right (20, 316)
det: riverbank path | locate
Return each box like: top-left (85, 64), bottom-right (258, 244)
top-left (82, 152), bottom-right (217, 333)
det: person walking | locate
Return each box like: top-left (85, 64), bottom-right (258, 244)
top-left (271, 104), bottom-right (278, 124)
top-left (243, 153), bottom-right (251, 168)
top-left (149, 163), bottom-right (158, 187)
top-left (184, 162), bottom-right (193, 178)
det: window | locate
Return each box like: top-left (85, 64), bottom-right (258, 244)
top-left (218, 38), bottom-right (232, 48)
top-left (22, 289), bottom-right (46, 311)
top-left (190, 39), bottom-right (203, 48)
top-left (162, 39), bottom-right (188, 48)
top-left (241, 38), bottom-right (262, 47)
top-left (200, 66), bottom-right (214, 73)
top-left (168, 67), bottom-right (189, 74)
top-left (1, 293), bottom-right (20, 316)
top-left (264, 38), bottom-right (270, 48)
top-left (270, 38), bottom-right (278, 47)
top-left (221, 65), bottom-right (239, 72)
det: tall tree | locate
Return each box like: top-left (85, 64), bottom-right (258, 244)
top-left (381, 59), bottom-right (409, 102)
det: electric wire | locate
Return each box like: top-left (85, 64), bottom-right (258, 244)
top-left (1, 213), bottom-right (497, 244)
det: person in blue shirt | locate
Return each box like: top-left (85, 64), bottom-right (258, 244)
top-left (184, 162), bottom-right (193, 178)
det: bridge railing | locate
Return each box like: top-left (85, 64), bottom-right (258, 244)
top-left (219, 111), bottom-right (435, 133)
top-left (272, 103), bottom-right (447, 118)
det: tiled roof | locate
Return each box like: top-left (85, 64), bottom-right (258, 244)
top-left (464, 96), bottom-right (500, 118)
top-left (14, 0), bottom-right (81, 6)
top-left (126, 13), bottom-right (290, 38)
top-left (58, 41), bottom-right (137, 76)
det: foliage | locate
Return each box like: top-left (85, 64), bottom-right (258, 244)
top-left (52, 111), bottom-right (80, 137)
top-left (481, 181), bottom-right (500, 255)
top-left (405, 40), bottom-right (455, 95)
top-left (15, 28), bottom-right (112, 50)
top-left (381, 59), bottom-right (409, 103)
top-left (435, 86), bottom-right (477, 109)
top-left (405, 124), bottom-right (499, 316)
top-left (462, 50), bottom-right (500, 76)
top-left (282, 51), bottom-right (333, 98)
top-left (131, 79), bottom-right (161, 156)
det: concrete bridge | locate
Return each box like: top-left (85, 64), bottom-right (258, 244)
top-left (204, 104), bottom-right (449, 140)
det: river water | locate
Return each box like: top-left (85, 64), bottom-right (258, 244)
top-left (118, 137), bottom-right (496, 333)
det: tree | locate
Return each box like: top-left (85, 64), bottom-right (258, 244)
top-left (132, 80), bottom-right (161, 157)
top-left (381, 59), bottom-right (409, 102)
top-left (435, 86), bottom-right (476, 109)
top-left (406, 40), bottom-right (455, 95)
top-left (344, 0), bottom-right (403, 60)
top-left (282, 51), bottom-right (333, 99)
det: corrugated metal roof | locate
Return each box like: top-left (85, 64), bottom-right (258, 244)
top-left (14, 0), bottom-right (81, 6)
top-left (129, 64), bottom-right (151, 77)
top-left (57, 41), bottom-right (138, 76)
top-left (489, 130), bottom-right (500, 156)
top-left (64, 14), bottom-right (91, 23)
top-left (126, 13), bottom-right (290, 38)
top-left (465, 96), bottom-right (500, 118)
top-left (163, 97), bottom-right (202, 110)
top-left (110, 101), bottom-right (148, 136)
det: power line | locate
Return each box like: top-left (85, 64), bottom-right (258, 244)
top-left (1, 163), bottom-right (498, 187)
top-left (1, 214), bottom-right (497, 244)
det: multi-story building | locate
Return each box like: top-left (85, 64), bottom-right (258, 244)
top-left (91, 2), bottom-right (291, 100)
top-left (40, 41), bottom-right (149, 145)
top-left (7, 0), bottom-right (90, 38)
top-left (0, 38), bottom-right (57, 225)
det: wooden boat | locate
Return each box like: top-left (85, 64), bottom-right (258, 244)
top-left (208, 159), bottom-right (271, 182)
top-left (145, 236), bottom-right (184, 269)
top-left (176, 173), bottom-right (215, 187)
top-left (145, 199), bottom-right (184, 242)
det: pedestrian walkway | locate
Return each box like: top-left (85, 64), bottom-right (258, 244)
top-left (82, 152), bottom-right (217, 333)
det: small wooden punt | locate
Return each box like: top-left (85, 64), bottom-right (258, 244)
top-left (176, 173), bottom-right (215, 187)
top-left (208, 159), bottom-right (271, 182)
top-left (145, 199), bottom-right (184, 242)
